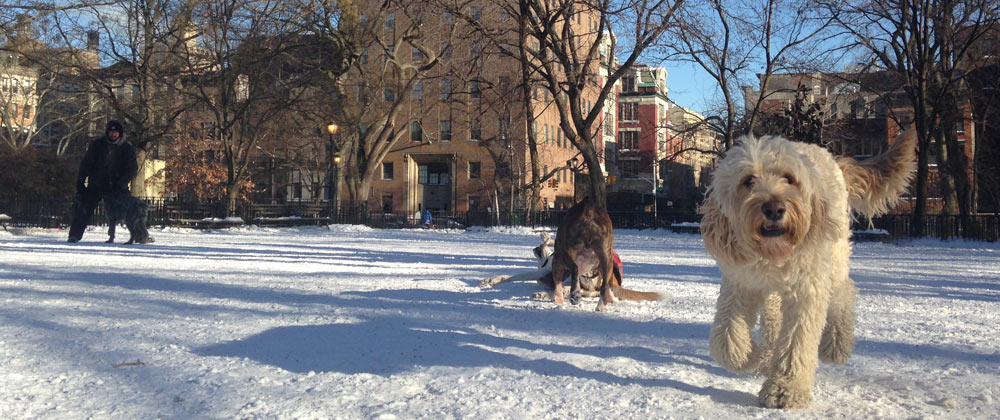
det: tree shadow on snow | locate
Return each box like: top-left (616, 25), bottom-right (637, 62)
top-left (194, 314), bottom-right (754, 406)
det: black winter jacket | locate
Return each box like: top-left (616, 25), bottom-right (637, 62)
top-left (76, 136), bottom-right (138, 196)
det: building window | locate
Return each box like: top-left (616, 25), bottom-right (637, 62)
top-left (622, 76), bottom-right (635, 92)
top-left (468, 161), bottom-right (481, 179)
top-left (470, 119), bottom-right (481, 141)
top-left (412, 46), bottom-right (423, 60)
top-left (497, 117), bottom-right (509, 138)
top-left (410, 121), bottom-right (423, 142)
top-left (442, 11), bottom-right (454, 25)
top-left (619, 102), bottom-right (638, 121)
top-left (620, 159), bottom-right (638, 178)
top-left (385, 13), bottom-right (395, 29)
top-left (471, 7), bottom-right (482, 21)
top-left (470, 80), bottom-right (481, 99)
top-left (440, 119), bottom-right (452, 141)
top-left (619, 130), bottom-right (639, 150)
top-left (413, 80), bottom-right (422, 101)
top-left (441, 79), bottom-right (452, 100)
top-left (384, 87), bottom-right (395, 102)
top-left (468, 195), bottom-right (481, 211)
top-left (291, 170), bottom-right (303, 200)
top-left (419, 163), bottom-right (450, 185)
top-left (604, 111), bottom-right (614, 136)
top-left (382, 162), bottom-right (394, 180)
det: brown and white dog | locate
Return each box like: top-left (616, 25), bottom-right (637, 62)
top-left (481, 232), bottom-right (660, 304)
top-left (552, 196), bottom-right (660, 311)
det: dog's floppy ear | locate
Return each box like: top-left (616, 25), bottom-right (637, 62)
top-left (807, 186), bottom-right (843, 244)
top-left (699, 195), bottom-right (752, 267)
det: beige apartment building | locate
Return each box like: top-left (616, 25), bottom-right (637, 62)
top-left (319, 2), bottom-right (607, 214)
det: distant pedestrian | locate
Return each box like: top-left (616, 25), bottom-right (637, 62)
top-left (421, 209), bottom-right (434, 229)
top-left (67, 120), bottom-right (138, 243)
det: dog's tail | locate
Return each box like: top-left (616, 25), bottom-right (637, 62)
top-left (836, 129), bottom-right (917, 219)
top-left (612, 286), bottom-right (662, 301)
top-left (610, 264), bottom-right (661, 301)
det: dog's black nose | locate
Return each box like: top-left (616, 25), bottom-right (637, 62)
top-left (762, 200), bottom-right (786, 221)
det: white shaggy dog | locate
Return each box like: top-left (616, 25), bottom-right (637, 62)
top-left (699, 130), bottom-right (916, 409)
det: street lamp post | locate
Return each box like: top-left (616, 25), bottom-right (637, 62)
top-left (327, 123), bottom-right (341, 217)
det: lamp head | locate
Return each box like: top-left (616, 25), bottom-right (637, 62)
top-left (327, 123), bottom-right (338, 135)
top-left (333, 153), bottom-right (342, 164)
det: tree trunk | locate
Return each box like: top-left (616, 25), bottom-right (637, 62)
top-left (518, 0), bottom-right (542, 213)
top-left (132, 148), bottom-right (149, 198)
top-left (934, 135), bottom-right (959, 217)
top-left (912, 120), bottom-right (931, 237)
top-left (225, 183), bottom-right (241, 218)
top-left (583, 152), bottom-right (607, 209)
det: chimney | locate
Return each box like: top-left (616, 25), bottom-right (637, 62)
top-left (87, 31), bottom-right (100, 51)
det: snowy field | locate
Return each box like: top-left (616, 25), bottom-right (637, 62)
top-left (1, 224), bottom-right (998, 420)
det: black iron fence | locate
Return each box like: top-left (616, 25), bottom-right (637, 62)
top-left (0, 196), bottom-right (996, 241)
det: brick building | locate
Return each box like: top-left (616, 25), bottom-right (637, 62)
top-left (742, 70), bottom-right (976, 213)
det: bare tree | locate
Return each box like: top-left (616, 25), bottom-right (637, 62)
top-left (177, 0), bottom-right (310, 215)
top-left (826, 0), bottom-right (999, 236)
top-left (664, 0), bottom-right (839, 152)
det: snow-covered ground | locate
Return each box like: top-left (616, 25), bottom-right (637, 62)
top-left (1, 225), bottom-right (997, 419)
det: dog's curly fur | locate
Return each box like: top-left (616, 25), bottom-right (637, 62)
top-left (103, 192), bottom-right (152, 245)
top-left (699, 130), bottom-right (916, 409)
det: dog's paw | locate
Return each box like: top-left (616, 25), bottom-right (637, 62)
top-left (105, 238), bottom-right (114, 243)
top-left (709, 322), bottom-right (756, 372)
top-left (531, 291), bottom-right (552, 301)
top-left (595, 301), bottom-right (608, 311)
top-left (820, 325), bottom-right (855, 365)
top-left (758, 379), bottom-right (811, 409)
top-left (569, 291), bottom-right (582, 305)
top-left (480, 275), bottom-right (510, 288)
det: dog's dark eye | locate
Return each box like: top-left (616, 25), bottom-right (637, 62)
top-left (783, 174), bottom-right (796, 185)
top-left (742, 176), bottom-right (755, 188)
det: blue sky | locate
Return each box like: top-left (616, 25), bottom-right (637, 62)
top-left (662, 61), bottom-right (717, 115)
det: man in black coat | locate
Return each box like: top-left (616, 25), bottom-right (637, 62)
top-left (68, 120), bottom-right (138, 242)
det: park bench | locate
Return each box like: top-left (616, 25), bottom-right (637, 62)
top-left (851, 229), bottom-right (891, 243)
top-left (167, 218), bottom-right (245, 229)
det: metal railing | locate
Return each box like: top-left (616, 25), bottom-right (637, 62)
top-left (1, 196), bottom-right (996, 241)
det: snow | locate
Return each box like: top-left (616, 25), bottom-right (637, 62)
top-left (1, 225), bottom-right (998, 419)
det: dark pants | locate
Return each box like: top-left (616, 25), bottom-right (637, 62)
top-left (68, 189), bottom-right (106, 240)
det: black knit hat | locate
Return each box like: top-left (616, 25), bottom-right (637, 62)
top-left (106, 120), bottom-right (123, 135)
top-left (105, 120), bottom-right (125, 144)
